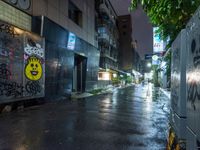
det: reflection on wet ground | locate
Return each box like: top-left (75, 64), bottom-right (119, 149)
top-left (0, 83), bottom-right (170, 150)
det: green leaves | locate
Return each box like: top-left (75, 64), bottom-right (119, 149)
top-left (130, 0), bottom-right (200, 47)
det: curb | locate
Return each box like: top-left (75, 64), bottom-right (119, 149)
top-left (71, 85), bottom-right (134, 99)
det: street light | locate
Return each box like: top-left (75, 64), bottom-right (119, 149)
top-left (147, 62), bottom-right (152, 68)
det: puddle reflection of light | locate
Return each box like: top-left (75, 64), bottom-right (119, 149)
top-left (134, 85), bottom-right (148, 99)
top-left (102, 98), bottom-right (111, 108)
top-left (112, 89), bottom-right (118, 105)
top-left (100, 97), bottom-right (113, 119)
top-left (146, 83), bottom-right (153, 101)
top-left (145, 100), bottom-right (153, 112)
top-left (144, 83), bottom-right (153, 112)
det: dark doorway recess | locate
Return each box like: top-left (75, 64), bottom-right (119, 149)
top-left (73, 54), bottom-right (87, 93)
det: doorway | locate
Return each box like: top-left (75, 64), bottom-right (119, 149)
top-left (73, 54), bottom-right (87, 93)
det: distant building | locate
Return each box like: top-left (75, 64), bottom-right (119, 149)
top-left (118, 15), bottom-right (133, 73)
top-left (95, 0), bottom-right (120, 87)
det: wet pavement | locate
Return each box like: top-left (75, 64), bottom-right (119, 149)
top-left (0, 83), bottom-right (170, 150)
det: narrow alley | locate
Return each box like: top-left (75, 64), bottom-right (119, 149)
top-left (0, 84), bottom-right (170, 150)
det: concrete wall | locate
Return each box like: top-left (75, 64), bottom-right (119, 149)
top-left (32, 0), bottom-right (96, 47)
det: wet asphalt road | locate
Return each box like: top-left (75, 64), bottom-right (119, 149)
top-left (0, 83), bottom-right (170, 150)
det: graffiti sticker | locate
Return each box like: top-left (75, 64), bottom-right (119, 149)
top-left (25, 81), bottom-right (41, 95)
top-left (24, 38), bottom-right (44, 58)
top-left (0, 81), bottom-right (24, 98)
top-left (25, 56), bottom-right (43, 81)
top-left (0, 63), bottom-right (11, 79)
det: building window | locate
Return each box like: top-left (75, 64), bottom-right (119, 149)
top-left (98, 72), bottom-right (111, 81)
top-left (68, 0), bottom-right (82, 27)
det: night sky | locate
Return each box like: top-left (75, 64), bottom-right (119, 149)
top-left (110, 0), bottom-right (153, 59)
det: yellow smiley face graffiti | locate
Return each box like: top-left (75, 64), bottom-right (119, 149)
top-left (25, 56), bottom-right (43, 81)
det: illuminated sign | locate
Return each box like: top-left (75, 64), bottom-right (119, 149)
top-left (153, 27), bottom-right (164, 53)
top-left (67, 32), bottom-right (76, 50)
top-left (152, 55), bottom-right (159, 61)
top-left (152, 55), bottom-right (160, 65)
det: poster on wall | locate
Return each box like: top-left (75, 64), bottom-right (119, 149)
top-left (0, 20), bottom-right (45, 103)
top-left (153, 27), bottom-right (164, 53)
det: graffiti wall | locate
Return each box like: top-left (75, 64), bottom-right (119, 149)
top-left (186, 6), bottom-right (200, 140)
top-left (171, 29), bottom-right (187, 117)
top-left (0, 21), bottom-right (45, 103)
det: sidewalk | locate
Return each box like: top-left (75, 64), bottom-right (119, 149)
top-left (160, 88), bottom-right (171, 99)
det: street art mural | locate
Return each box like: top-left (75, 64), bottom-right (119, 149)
top-left (25, 56), bottom-right (43, 81)
top-left (24, 39), bottom-right (44, 97)
top-left (0, 21), bottom-right (45, 103)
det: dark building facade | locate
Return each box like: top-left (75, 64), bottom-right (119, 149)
top-left (32, 17), bottom-right (100, 99)
top-left (118, 15), bottom-right (133, 72)
top-left (133, 49), bottom-right (143, 73)
top-left (0, 0), bottom-right (100, 107)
